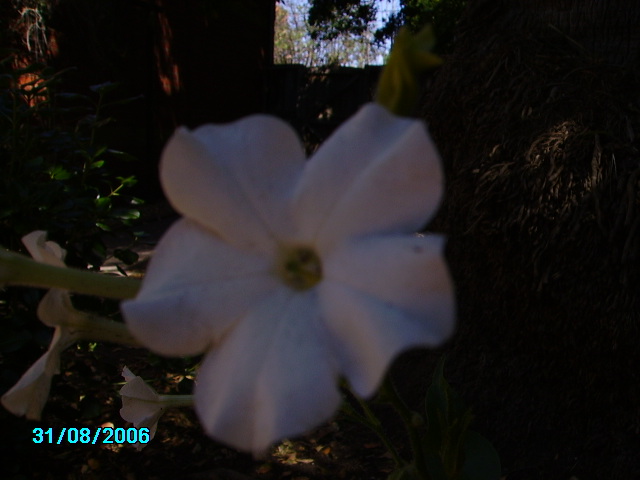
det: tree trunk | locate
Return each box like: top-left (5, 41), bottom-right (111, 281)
top-left (421, 1), bottom-right (640, 478)
top-left (464, 0), bottom-right (640, 66)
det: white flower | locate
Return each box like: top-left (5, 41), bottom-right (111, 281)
top-left (1, 232), bottom-right (80, 420)
top-left (122, 103), bottom-right (455, 454)
top-left (119, 366), bottom-right (193, 450)
top-left (119, 366), bottom-right (164, 450)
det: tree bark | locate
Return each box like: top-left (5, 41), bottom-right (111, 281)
top-left (420, 1), bottom-right (640, 477)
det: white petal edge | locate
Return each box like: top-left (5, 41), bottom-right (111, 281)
top-left (22, 231), bottom-right (66, 267)
top-left (160, 116), bottom-right (305, 253)
top-left (293, 103), bottom-right (443, 245)
top-left (318, 235), bottom-right (455, 397)
top-left (323, 234), bottom-right (455, 325)
top-left (194, 288), bottom-right (341, 455)
top-left (119, 367), bottom-right (163, 450)
top-left (1, 327), bottom-right (78, 420)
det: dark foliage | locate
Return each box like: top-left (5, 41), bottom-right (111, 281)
top-left (308, 0), bottom-right (377, 40)
top-left (307, 0), bottom-right (467, 54)
top-left (375, 0), bottom-right (467, 54)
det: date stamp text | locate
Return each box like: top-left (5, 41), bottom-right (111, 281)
top-left (33, 427), bottom-right (150, 445)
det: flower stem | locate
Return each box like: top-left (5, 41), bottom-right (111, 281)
top-left (72, 314), bottom-right (142, 347)
top-left (355, 394), bottom-right (406, 467)
top-left (1, 249), bottom-right (140, 299)
top-left (340, 391), bottom-right (405, 468)
top-left (381, 377), bottom-right (430, 480)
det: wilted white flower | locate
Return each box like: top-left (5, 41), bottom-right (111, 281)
top-left (119, 366), bottom-right (193, 450)
top-left (122, 103), bottom-right (455, 454)
top-left (2, 232), bottom-right (140, 420)
top-left (1, 232), bottom-right (80, 420)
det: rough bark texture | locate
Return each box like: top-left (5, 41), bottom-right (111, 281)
top-left (519, 0), bottom-right (640, 67)
top-left (417, 1), bottom-right (640, 478)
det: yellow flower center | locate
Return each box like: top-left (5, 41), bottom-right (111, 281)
top-left (277, 245), bottom-right (323, 291)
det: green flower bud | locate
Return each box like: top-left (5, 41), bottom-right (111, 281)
top-left (376, 25), bottom-right (443, 116)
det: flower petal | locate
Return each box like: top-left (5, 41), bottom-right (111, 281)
top-left (131, 408), bottom-right (163, 450)
top-left (122, 366), bottom-right (137, 383)
top-left (119, 372), bottom-right (163, 429)
top-left (37, 288), bottom-right (85, 328)
top-left (194, 288), bottom-right (341, 455)
top-left (120, 369), bottom-right (160, 404)
top-left (119, 367), bottom-right (169, 450)
top-left (122, 219), bottom-right (281, 357)
top-left (319, 235), bottom-right (455, 397)
top-left (120, 394), bottom-right (164, 425)
top-left (292, 103), bottom-right (443, 246)
top-left (1, 353), bottom-right (53, 420)
top-left (3, 234), bottom-right (77, 419)
top-left (160, 116), bottom-right (305, 252)
top-left (324, 234), bottom-right (454, 324)
top-left (1, 327), bottom-right (77, 420)
top-left (22, 231), bottom-right (66, 267)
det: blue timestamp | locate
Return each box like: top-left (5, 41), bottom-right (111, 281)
top-left (33, 427), bottom-right (150, 445)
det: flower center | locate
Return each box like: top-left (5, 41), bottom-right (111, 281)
top-left (277, 245), bottom-right (323, 291)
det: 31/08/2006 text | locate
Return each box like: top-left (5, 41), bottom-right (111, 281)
top-left (33, 427), bottom-right (150, 445)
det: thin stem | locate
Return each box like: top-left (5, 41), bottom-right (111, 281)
top-left (340, 392), bottom-right (405, 468)
top-left (381, 377), bottom-right (430, 480)
top-left (1, 249), bottom-right (140, 299)
top-left (354, 395), bottom-right (406, 467)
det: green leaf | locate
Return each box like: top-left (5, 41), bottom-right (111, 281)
top-left (424, 356), bottom-right (449, 448)
top-left (93, 145), bottom-right (108, 159)
top-left (92, 240), bottom-right (107, 259)
top-left (387, 463), bottom-right (420, 480)
top-left (89, 81), bottom-right (119, 95)
top-left (460, 431), bottom-right (501, 480)
top-left (95, 196), bottom-right (111, 211)
top-left (48, 165), bottom-right (71, 180)
top-left (114, 248), bottom-right (139, 265)
top-left (424, 356), bottom-right (479, 477)
top-left (113, 208), bottom-right (140, 221)
top-left (107, 149), bottom-right (138, 162)
top-left (116, 175), bottom-right (138, 187)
